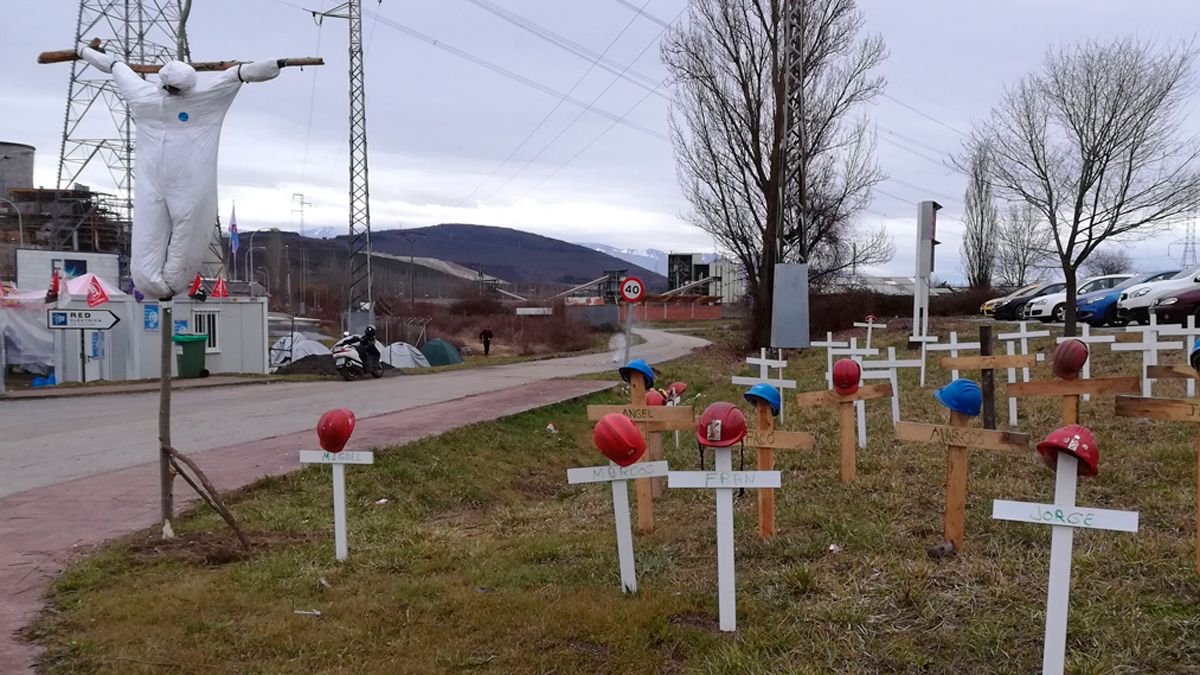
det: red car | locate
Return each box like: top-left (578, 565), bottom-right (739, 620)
top-left (1152, 286), bottom-right (1200, 324)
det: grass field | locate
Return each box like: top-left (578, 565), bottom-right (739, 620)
top-left (28, 318), bottom-right (1200, 673)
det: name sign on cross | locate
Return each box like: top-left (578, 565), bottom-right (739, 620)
top-left (567, 460), bottom-right (671, 593)
top-left (991, 453), bottom-right (1138, 675)
top-left (300, 449), bottom-right (376, 561)
top-left (669, 446), bottom-right (781, 632)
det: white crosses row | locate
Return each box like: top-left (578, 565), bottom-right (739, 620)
top-left (1154, 314), bottom-right (1200, 397)
top-left (1117, 314), bottom-right (1182, 397)
top-left (852, 318), bottom-right (887, 350)
top-left (999, 322), bottom-right (1051, 426)
top-left (299, 450), bottom-right (376, 561)
top-left (811, 331), bottom-right (850, 389)
top-left (567, 461), bottom-right (671, 593)
top-left (860, 346), bottom-right (922, 424)
top-left (732, 348), bottom-right (797, 421)
top-left (923, 331), bottom-right (981, 381)
top-left (991, 454), bottom-right (1138, 675)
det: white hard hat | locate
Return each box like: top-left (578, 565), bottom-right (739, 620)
top-left (159, 60), bottom-right (197, 92)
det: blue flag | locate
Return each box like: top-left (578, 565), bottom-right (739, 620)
top-left (229, 204), bottom-right (240, 256)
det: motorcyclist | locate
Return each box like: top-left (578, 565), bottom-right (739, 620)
top-left (345, 325), bottom-right (381, 366)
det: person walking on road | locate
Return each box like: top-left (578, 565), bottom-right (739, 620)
top-left (479, 328), bottom-right (494, 356)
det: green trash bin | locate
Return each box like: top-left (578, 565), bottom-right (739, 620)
top-left (172, 333), bottom-right (209, 378)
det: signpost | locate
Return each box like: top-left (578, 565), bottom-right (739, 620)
top-left (991, 453), bottom-right (1138, 675)
top-left (46, 308), bottom-right (120, 384)
top-left (795, 382), bottom-right (893, 482)
top-left (895, 419), bottom-right (1028, 552)
top-left (999, 322), bottom-right (1051, 425)
top-left (925, 331), bottom-right (981, 382)
top-left (746, 394), bottom-right (814, 538)
top-left (668, 449), bottom-right (781, 631)
top-left (620, 276), bottom-right (644, 364)
top-left (567, 460), bottom-right (670, 593)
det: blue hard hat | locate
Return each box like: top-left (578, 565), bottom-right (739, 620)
top-left (618, 359), bottom-right (655, 388)
top-left (1191, 339), bottom-right (1200, 371)
top-left (934, 379), bottom-right (983, 417)
top-left (743, 383), bottom-right (781, 416)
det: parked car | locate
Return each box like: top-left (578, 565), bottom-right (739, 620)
top-left (992, 281), bottom-right (1066, 321)
top-left (981, 284), bottom-right (1037, 317)
top-left (1152, 285), bottom-right (1200, 324)
top-left (1118, 265), bottom-right (1200, 325)
top-left (1025, 274), bottom-right (1132, 323)
top-left (1076, 270), bottom-right (1179, 326)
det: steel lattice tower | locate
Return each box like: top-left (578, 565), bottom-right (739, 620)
top-left (779, 0), bottom-right (807, 263)
top-left (317, 0), bottom-right (373, 325)
top-left (58, 1), bottom-right (188, 205)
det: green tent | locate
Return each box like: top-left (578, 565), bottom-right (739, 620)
top-left (420, 338), bottom-right (464, 366)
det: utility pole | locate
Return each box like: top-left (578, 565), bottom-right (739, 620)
top-left (395, 229), bottom-right (423, 317)
top-left (314, 0), bottom-right (373, 332)
top-left (292, 192), bottom-right (312, 236)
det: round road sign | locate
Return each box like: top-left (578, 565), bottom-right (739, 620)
top-left (620, 276), bottom-right (645, 303)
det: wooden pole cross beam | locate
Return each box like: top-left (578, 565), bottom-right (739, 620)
top-left (747, 397), bottom-right (816, 539)
top-left (861, 347), bottom-right (923, 425)
top-left (1115, 394), bottom-right (1200, 573)
top-left (895, 419), bottom-right (1029, 552)
top-left (1157, 315), bottom-right (1200, 397)
top-left (795, 382), bottom-right (893, 482)
top-left (1054, 324), bottom-right (1115, 401)
top-left (925, 331), bottom-right (982, 381)
top-left (1008, 377), bottom-right (1141, 426)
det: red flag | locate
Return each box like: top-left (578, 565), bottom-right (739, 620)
top-left (188, 274), bottom-right (204, 297)
top-left (45, 269), bottom-right (60, 303)
top-left (86, 275), bottom-right (110, 307)
top-left (212, 275), bottom-right (230, 298)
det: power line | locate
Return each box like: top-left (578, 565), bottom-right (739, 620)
top-left (360, 8), bottom-right (667, 141)
top-left (883, 176), bottom-right (960, 205)
top-left (879, 135), bottom-right (966, 175)
top-left (458, 0), bottom-right (659, 206)
top-left (878, 124), bottom-right (956, 157)
top-left (882, 92), bottom-right (969, 137)
top-left (606, 0), bottom-right (671, 28)
top-left (463, 0), bottom-right (665, 95)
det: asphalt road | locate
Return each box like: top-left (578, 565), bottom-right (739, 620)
top-left (0, 328), bottom-right (707, 498)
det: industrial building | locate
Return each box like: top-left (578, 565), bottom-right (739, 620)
top-left (666, 252), bottom-right (746, 304)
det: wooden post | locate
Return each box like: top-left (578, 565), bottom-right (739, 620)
top-left (796, 382), bottom-right (892, 483)
top-left (159, 300), bottom-right (174, 538)
top-left (980, 326), bottom-right (996, 429)
top-left (755, 400), bottom-right (775, 537)
top-left (839, 401), bottom-right (856, 482)
top-left (648, 432), bottom-right (664, 498)
top-left (628, 372), bottom-right (653, 533)
top-left (943, 411), bottom-right (970, 550)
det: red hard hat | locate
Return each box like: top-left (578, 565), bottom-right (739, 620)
top-left (696, 401), bottom-right (747, 447)
top-left (669, 381), bottom-right (688, 396)
top-left (1036, 424), bottom-right (1099, 478)
top-left (316, 408), bottom-right (356, 454)
top-left (832, 358), bottom-right (862, 395)
top-left (593, 413), bottom-right (646, 467)
top-left (645, 389), bottom-right (666, 406)
top-left (1053, 339), bottom-right (1089, 381)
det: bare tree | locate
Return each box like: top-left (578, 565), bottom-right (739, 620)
top-left (1081, 247), bottom-right (1133, 276)
top-left (968, 38), bottom-right (1200, 335)
top-left (663, 0), bottom-right (891, 345)
top-left (960, 144), bottom-right (999, 288)
top-left (993, 203), bottom-right (1053, 287)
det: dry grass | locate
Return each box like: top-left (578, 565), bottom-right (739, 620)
top-left (29, 317), bottom-right (1200, 673)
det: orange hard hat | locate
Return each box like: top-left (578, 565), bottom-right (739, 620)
top-left (1036, 424), bottom-right (1099, 478)
top-left (696, 401), bottom-right (747, 448)
top-left (593, 413), bottom-right (646, 467)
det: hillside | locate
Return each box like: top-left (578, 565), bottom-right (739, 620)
top-left (361, 224), bottom-right (666, 288)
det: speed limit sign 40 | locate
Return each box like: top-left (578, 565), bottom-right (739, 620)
top-left (620, 276), bottom-right (645, 303)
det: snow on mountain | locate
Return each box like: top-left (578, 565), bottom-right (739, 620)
top-left (582, 243), bottom-right (669, 275)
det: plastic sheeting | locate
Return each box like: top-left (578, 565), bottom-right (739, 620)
top-left (79, 47), bottom-right (281, 299)
top-left (270, 332), bottom-right (331, 368)
top-left (381, 342), bottom-right (431, 369)
top-left (0, 297), bottom-right (55, 375)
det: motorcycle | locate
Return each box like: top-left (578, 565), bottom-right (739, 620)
top-left (331, 332), bottom-right (384, 381)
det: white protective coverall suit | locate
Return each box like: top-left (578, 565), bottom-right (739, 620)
top-left (79, 46), bottom-right (281, 299)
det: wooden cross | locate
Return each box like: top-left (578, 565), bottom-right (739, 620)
top-left (1008, 375), bottom-right (1140, 427)
top-left (1112, 321), bottom-right (1182, 397)
top-left (746, 396), bottom-right (815, 538)
top-left (939, 352), bottom-right (1037, 428)
top-left (811, 331), bottom-right (850, 388)
top-left (991, 453), bottom-right (1138, 674)
top-left (830, 338), bottom-right (881, 448)
top-left (852, 315), bottom-right (887, 350)
top-left (795, 382), bottom-right (893, 482)
top-left (999, 322), bottom-right (1052, 425)
top-left (299, 449), bottom-right (375, 561)
top-left (925, 330), bottom-right (982, 382)
top-left (860, 347), bottom-right (922, 424)
top-left (588, 374), bottom-right (694, 533)
top-left (732, 348), bottom-right (797, 421)
top-left (1116, 389), bottom-right (1200, 572)
top-left (895, 417), bottom-right (1028, 551)
top-left (1053, 324), bottom-right (1115, 401)
top-left (1156, 315), bottom-right (1200, 397)
top-left (668, 448), bottom-right (781, 632)
top-left (567, 460), bottom-right (670, 593)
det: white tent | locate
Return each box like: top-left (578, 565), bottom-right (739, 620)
top-left (381, 341), bottom-right (430, 368)
top-left (270, 332), bottom-right (332, 369)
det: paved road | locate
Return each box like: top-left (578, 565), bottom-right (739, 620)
top-left (0, 328), bottom-right (706, 498)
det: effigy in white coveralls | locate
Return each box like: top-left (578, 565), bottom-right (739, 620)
top-left (78, 44), bottom-right (283, 300)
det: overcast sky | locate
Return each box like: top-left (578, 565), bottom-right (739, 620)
top-left (5, 0), bottom-right (1200, 283)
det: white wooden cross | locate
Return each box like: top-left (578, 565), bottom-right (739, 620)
top-left (991, 453), bottom-right (1138, 675)
top-left (860, 346), bottom-right (923, 424)
top-left (567, 460), bottom-right (671, 593)
top-left (1054, 324), bottom-right (1115, 401)
top-left (299, 449), bottom-right (375, 561)
top-left (1115, 314), bottom-right (1182, 397)
top-left (999, 322), bottom-right (1051, 425)
top-left (924, 330), bottom-right (982, 382)
top-left (909, 334), bottom-right (940, 387)
top-left (732, 348), bottom-right (797, 421)
top-left (1157, 315), bottom-right (1200, 397)
top-left (669, 446), bottom-right (781, 632)
top-left (811, 331), bottom-right (849, 388)
top-left (830, 338), bottom-right (880, 448)
top-left (852, 315), bottom-right (887, 351)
